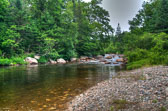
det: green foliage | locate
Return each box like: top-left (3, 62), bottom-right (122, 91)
top-left (0, 57), bottom-right (26, 66)
top-left (45, 52), bottom-right (60, 61)
top-left (0, 0), bottom-right (167, 68)
top-left (0, 59), bottom-right (12, 66)
top-left (0, 0), bottom-right (114, 61)
top-left (38, 56), bottom-right (48, 64)
top-left (152, 99), bottom-right (158, 103)
top-left (160, 107), bottom-right (166, 111)
top-left (127, 59), bottom-right (150, 70)
top-left (11, 57), bottom-right (26, 65)
top-left (125, 48), bottom-right (149, 62)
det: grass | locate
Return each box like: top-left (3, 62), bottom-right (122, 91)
top-left (152, 99), bottom-right (158, 103)
top-left (127, 59), bottom-right (150, 70)
top-left (114, 74), bottom-right (147, 81)
top-left (110, 99), bottom-right (136, 111)
top-left (160, 107), bottom-right (166, 111)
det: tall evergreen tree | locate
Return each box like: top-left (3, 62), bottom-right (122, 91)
top-left (116, 23), bottom-right (121, 36)
top-left (155, 0), bottom-right (168, 32)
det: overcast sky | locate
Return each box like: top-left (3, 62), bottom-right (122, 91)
top-left (83, 0), bottom-right (146, 31)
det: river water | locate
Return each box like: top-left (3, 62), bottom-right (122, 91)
top-left (0, 63), bottom-right (123, 110)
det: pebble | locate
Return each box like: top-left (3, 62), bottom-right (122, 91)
top-left (66, 66), bottom-right (168, 111)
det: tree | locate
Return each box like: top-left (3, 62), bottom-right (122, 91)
top-left (116, 23), bottom-right (121, 36)
top-left (155, 0), bottom-right (168, 32)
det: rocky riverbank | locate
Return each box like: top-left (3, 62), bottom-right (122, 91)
top-left (67, 66), bottom-right (168, 111)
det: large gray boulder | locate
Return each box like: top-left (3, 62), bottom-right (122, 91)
top-left (25, 57), bottom-right (38, 64)
top-left (57, 58), bottom-right (66, 64)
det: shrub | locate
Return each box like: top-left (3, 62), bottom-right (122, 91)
top-left (45, 52), bottom-right (59, 61)
top-left (11, 57), bottom-right (26, 65)
top-left (0, 58), bottom-right (12, 66)
top-left (38, 56), bottom-right (48, 64)
top-left (125, 48), bottom-right (149, 63)
top-left (127, 59), bottom-right (150, 70)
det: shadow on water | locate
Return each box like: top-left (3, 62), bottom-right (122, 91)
top-left (0, 63), bottom-right (124, 110)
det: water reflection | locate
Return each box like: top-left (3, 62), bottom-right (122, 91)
top-left (0, 64), bottom-right (123, 110)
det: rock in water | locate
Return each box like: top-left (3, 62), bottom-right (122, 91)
top-left (116, 58), bottom-right (124, 62)
top-left (97, 55), bottom-right (103, 59)
top-left (105, 56), bottom-right (112, 59)
top-left (71, 58), bottom-right (77, 62)
top-left (57, 58), bottom-right (66, 64)
top-left (25, 57), bottom-right (38, 64)
top-left (49, 59), bottom-right (57, 64)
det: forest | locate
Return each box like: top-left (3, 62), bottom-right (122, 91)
top-left (0, 0), bottom-right (168, 69)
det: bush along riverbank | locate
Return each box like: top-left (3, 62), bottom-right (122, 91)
top-left (67, 66), bottom-right (168, 111)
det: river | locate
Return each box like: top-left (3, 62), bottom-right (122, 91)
top-left (0, 63), bottom-right (123, 110)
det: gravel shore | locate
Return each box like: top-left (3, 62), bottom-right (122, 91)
top-left (67, 66), bottom-right (168, 111)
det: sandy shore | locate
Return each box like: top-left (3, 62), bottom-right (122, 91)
top-left (66, 66), bottom-right (168, 111)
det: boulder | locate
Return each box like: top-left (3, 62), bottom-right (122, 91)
top-left (105, 62), bottom-right (111, 64)
top-left (57, 58), bottom-right (66, 64)
top-left (119, 54), bottom-right (124, 58)
top-left (25, 57), bottom-right (38, 64)
top-left (80, 56), bottom-right (88, 60)
top-left (34, 55), bottom-right (40, 60)
top-left (97, 55), bottom-right (103, 59)
top-left (113, 62), bottom-right (118, 64)
top-left (116, 58), bottom-right (124, 62)
top-left (49, 59), bottom-right (57, 64)
top-left (71, 58), bottom-right (77, 62)
top-left (105, 56), bottom-right (112, 59)
top-left (99, 59), bottom-right (107, 62)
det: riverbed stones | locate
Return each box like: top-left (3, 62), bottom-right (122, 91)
top-left (67, 66), bottom-right (168, 111)
top-left (25, 57), bottom-right (38, 64)
top-left (57, 58), bottom-right (66, 64)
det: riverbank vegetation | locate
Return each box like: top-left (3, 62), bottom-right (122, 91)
top-left (0, 0), bottom-right (168, 68)
top-left (0, 0), bottom-right (113, 65)
top-left (109, 0), bottom-right (168, 69)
